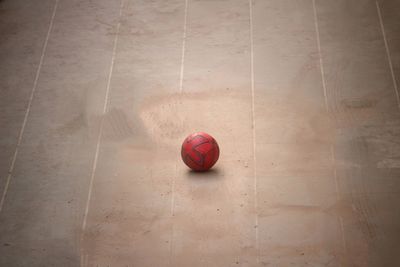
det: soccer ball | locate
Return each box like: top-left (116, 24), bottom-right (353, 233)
top-left (181, 132), bottom-right (219, 171)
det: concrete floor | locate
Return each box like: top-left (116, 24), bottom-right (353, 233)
top-left (1, 0), bottom-right (399, 266)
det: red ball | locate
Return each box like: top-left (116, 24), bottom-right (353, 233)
top-left (181, 132), bottom-right (220, 171)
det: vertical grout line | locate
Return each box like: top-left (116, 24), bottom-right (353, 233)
top-left (376, 0), bottom-right (400, 110)
top-left (313, 0), bottom-right (346, 263)
top-left (0, 0), bottom-right (60, 213)
top-left (170, 0), bottom-right (189, 265)
top-left (312, 0), bottom-right (329, 113)
top-left (179, 0), bottom-right (189, 94)
top-left (80, 0), bottom-right (125, 265)
top-left (248, 0), bottom-right (259, 264)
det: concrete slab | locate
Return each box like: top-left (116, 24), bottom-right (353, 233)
top-left (0, 0), bottom-right (399, 266)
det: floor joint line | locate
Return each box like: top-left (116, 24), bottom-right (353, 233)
top-left (0, 0), bottom-right (59, 213)
top-left (376, 0), bottom-right (400, 110)
top-left (80, 0), bottom-right (125, 265)
top-left (248, 0), bottom-right (259, 264)
top-left (170, 0), bottom-right (189, 265)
